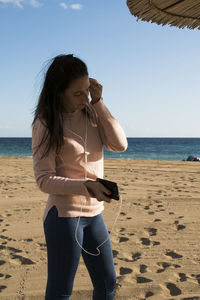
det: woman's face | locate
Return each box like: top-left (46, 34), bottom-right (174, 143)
top-left (62, 75), bottom-right (90, 113)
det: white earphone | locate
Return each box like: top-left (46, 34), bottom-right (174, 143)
top-left (67, 104), bottom-right (122, 256)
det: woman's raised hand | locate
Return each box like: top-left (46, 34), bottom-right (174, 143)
top-left (84, 180), bottom-right (113, 203)
top-left (89, 78), bottom-right (103, 104)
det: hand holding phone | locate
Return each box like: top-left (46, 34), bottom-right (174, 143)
top-left (96, 178), bottom-right (120, 200)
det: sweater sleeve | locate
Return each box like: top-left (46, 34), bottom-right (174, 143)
top-left (91, 98), bottom-right (128, 152)
top-left (32, 118), bottom-right (91, 197)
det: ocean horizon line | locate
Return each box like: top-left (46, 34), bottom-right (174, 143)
top-left (1, 137), bottom-right (199, 161)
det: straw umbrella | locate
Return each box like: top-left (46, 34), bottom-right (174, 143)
top-left (126, 0), bottom-right (200, 30)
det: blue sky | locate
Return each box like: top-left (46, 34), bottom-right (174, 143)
top-left (0, 0), bottom-right (200, 137)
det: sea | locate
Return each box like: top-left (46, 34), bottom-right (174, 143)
top-left (0, 137), bottom-right (200, 161)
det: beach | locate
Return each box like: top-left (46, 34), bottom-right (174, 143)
top-left (0, 157), bottom-right (200, 300)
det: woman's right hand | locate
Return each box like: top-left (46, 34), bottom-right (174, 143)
top-left (84, 180), bottom-right (113, 203)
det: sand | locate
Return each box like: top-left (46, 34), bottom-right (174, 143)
top-left (0, 157), bottom-right (200, 300)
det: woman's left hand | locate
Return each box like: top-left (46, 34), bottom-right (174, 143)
top-left (89, 78), bottom-right (103, 104)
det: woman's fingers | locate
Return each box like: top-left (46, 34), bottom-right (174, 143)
top-left (98, 184), bottom-right (113, 203)
top-left (84, 180), bottom-right (113, 203)
top-left (98, 182), bottom-right (111, 195)
top-left (97, 193), bottom-right (112, 203)
top-left (89, 78), bottom-right (103, 103)
top-left (89, 78), bottom-right (102, 93)
top-left (89, 77), bottom-right (99, 85)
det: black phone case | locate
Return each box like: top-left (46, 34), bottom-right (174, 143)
top-left (96, 178), bottom-right (119, 200)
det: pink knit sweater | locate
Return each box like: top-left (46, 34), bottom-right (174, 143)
top-left (32, 99), bottom-right (128, 223)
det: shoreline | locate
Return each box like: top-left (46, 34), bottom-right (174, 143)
top-left (0, 156), bottom-right (197, 162)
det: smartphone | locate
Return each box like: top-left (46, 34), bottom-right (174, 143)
top-left (96, 178), bottom-right (119, 200)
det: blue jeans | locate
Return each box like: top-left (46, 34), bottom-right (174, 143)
top-left (43, 205), bottom-right (116, 300)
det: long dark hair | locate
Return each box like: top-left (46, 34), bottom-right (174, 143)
top-left (32, 54), bottom-right (89, 158)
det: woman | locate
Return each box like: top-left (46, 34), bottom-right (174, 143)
top-left (32, 54), bottom-right (128, 300)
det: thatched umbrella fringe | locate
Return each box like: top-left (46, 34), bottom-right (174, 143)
top-left (127, 0), bottom-right (200, 18)
top-left (130, 11), bottom-right (200, 28)
top-left (126, 0), bottom-right (200, 29)
top-left (137, 13), bottom-right (199, 29)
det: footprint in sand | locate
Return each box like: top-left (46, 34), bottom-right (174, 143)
top-left (0, 273), bottom-right (11, 279)
top-left (144, 239), bottom-right (159, 246)
top-left (156, 262), bottom-right (171, 273)
top-left (140, 237), bottom-right (160, 246)
top-left (174, 264), bottom-right (181, 268)
top-left (154, 218), bottom-right (161, 222)
top-left (155, 200), bottom-right (162, 203)
top-left (140, 264), bottom-right (147, 273)
top-left (120, 212), bottom-right (126, 216)
top-left (23, 238), bottom-right (33, 242)
top-left (176, 223), bottom-right (186, 231)
top-left (165, 250), bottom-right (183, 259)
top-left (141, 238), bottom-right (151, 246)
top-left (128, 233), bottom-right (135, 236)
top-left (0, 285), bottom-right (7, 293)
top-left (36, 242), bottom-right (46, 251)
top-left (145, 228), bottom-right (157, 236)
top-left (118, 252), bottom-right (142, 263)
top-left (9, 254), bottom-right (35, 265)
top-left (145, 291), bottom-right (154, 298)
top-left (144, 206), bottom-right (150, 210)
top-left (119, 237), bottom-right (129, 243)
top-left (1, 245), bottom-right (22, 253)
top-left (0, 244), bottom-right (35, 266)
top-left (112, 250), bottom-right (119, 258)
top-left (136, 276), bottom-right (153, 283)
top-left (148, 211), bottom-right (155, 215)
top-left (178, 273), bottom-right (187, 282)
top-left (174, 220), bottom-right (186, 229)
top-left (191, 274), bottom-right (200, 285)
top-left (0, 241), bottom-right (7, 245)
top-left (0, 234), bottom-right (16, 242)
top-left (120, 267), bottom-right (133, 275)
top-left (166, 282), bottom-right (181, 296)
top-left (132, 252), bottom-right (141, 262)
top-left (0, 261), bottom-right (6, 266)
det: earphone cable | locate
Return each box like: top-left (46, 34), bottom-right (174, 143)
top-left (69, 105), bottom-right (122, 256)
